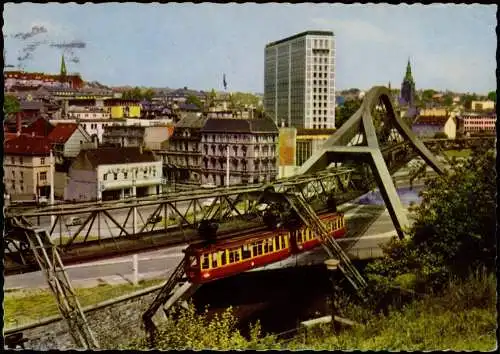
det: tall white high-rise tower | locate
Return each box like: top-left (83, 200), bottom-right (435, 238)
top-left (264, 31), bottom-right (336, 129)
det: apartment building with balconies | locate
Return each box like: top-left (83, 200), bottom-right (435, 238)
top-left (200, 116), bottom-right (279, 186)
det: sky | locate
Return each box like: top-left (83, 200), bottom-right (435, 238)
top-left (3, 3), bottom-right (497, 94)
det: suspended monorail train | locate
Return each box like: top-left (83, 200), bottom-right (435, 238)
top-left (183, 211), bottom-right (346, 283)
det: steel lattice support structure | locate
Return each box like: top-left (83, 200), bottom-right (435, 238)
top-left (7, 217), bottom-right (99, 349)
top-left (298, 86), bottom-right (448, 239)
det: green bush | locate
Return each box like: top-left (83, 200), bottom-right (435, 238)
top-left (122, 303), bottom-right (278, 350)
top-left (433, 132), bottom-right (448, 139)
top-left (282, 274), bottom-right (496, 351)
top-left (366, 145), bottom-right (496, 293)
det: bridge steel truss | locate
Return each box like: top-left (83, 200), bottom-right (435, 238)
top-left (4, 168), bottom-right (357, 261)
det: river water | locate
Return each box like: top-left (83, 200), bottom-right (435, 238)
top-left (356, 185), bottom-right (424, 206)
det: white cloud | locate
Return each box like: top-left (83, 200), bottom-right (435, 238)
top-left (311, 17), bottom-right (396, 44)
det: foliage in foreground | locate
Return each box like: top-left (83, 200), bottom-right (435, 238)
top-left (365, 145), bottom-right (496, 294)
top-left (284, 272), bottom-right (496, 351)
top-left (120, 273), bottom-right (496, 351)
top-left (122, 305), bottom-right (279, 350)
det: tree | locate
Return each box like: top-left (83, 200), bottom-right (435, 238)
top-left (335, 98), bottom-right (362, 129)
top-left (461, 93), bottom-right (478, 110)
top-left (206, 89), bottom-right (217, 107)
top-left (487, 91), bottom-right (496, 103)
top-left (443, 94), bottom-right (453, 107)
top-left (142, 88), bottom-right (155, 101)
top-left (421, 89), bottom-right (437, 103)
top-left (131, 86), bottom-right (142, 100)
top-left (186, 94), bottom-right (203, 109)
top-left (365, 144), bottom-right (496, 292)
top-left (230, 92), bottom-right (260, 108)
top-left (4, 95), bottom-right (20, 116)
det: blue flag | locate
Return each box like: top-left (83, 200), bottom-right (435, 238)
top-left (223, 73), bottom-right (227, 90)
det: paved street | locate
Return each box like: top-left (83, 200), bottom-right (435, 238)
top-left (5, 244), bottom-right (187, 289)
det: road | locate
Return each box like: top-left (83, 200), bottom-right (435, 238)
top-left (5, 244), bottom-right (187, 289)
top-left (4, 201), bottom-right (408, 290)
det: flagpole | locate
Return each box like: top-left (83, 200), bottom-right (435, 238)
top-left (226, 145), bottom-right (230, 188)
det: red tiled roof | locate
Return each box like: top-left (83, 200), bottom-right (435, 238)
top-left (47, 123), bottom-right (79, 143)
top-left (23, 117), bottom-right (55, 137)
top-left (4, 134), bottom-right (52, 156)
top-left (81, 147), bottom-right (157, 167)
top-left (413, 115), bottom-right (450, 126)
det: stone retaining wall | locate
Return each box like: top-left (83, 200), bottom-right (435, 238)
top-left (16, 289), bottom-right (163, 350)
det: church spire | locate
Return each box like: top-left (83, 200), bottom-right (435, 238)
top-left (60, 54), bottom-right (67, 77)
top-left (401, 58), bottom-right (416, 108)
top-left (404, 57), bottom-right (413, 83)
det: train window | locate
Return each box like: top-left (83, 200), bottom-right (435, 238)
top-left (242, 245), bottom-right (251, 259)
top-left (297, 231), bottom-right (303, 243)
top-left (253, 242), bottom-right (263, 256)
top-left (274, 236), bottom-right (281, 250)
top-left (201, 254), bottom-right (210, 270)
top-left (189, 256), bottom-right (198, 267)
top-left (263, 239), bottom-right (269, 253)
top-left (211, 252), bottom-right (218, 268)
top-left (228, 248), bottom-right (241, 263)
top-left (220, 250), bottom-right (227, 265)
top-left (268, 238), bottom-right (274, 252)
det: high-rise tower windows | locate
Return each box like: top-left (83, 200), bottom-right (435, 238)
top-left (264, 31), bottom-right (335, 128)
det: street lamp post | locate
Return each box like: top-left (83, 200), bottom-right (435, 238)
top-left (324, 259), bottom-right (341, 333)
top-left (49, 149), bottom-right (55, 228)
top-left (226, 144), bottom-right (230, 188)
top-left (132, 168), bottom-right (137, 235)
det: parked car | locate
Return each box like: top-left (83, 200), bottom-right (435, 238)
top-left (67, 217), bottom-right (83, 226)
top-left (147, 215), bottom-right (162, 224)
top-left (202, 197), bottom-right (220, 208)
top-left (38, 196), bottom-right (48, 206)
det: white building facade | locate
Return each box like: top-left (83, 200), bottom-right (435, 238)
top-left (65, 147), bottom-right (162, 201)
top-left (98, 161), bottom-right (163, 200)
top-left (264, 30), bottom-right (336, 129)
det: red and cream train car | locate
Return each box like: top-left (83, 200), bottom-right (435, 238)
top-left (184, 212), bottom-right (346, 284)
